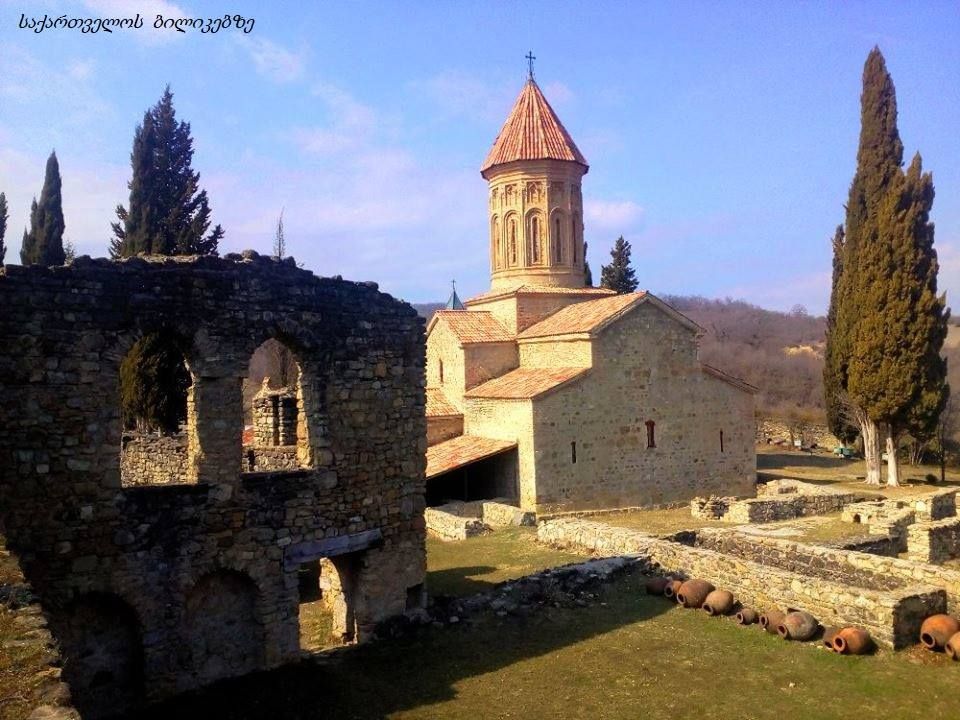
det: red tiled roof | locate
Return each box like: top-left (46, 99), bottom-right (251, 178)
top-left (429, 310), bottom-right (514, 344)
top-left (702, 364), bottom-right (758, 394)
top-left (426, 435), bottom-right (517, 478)
top-left (464, 367), bottom-right (588, 400)
top-left (426, 388), bottom-right (461, 418)
top-left (517, 293), bottom-right (647, 339)
top-left (481, 80), bottom-right (588, 175)
top-left (465, 285), bottom-right (614, 305)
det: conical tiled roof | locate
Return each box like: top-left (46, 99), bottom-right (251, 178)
top-left (481, 79), bottom-right (588, 175)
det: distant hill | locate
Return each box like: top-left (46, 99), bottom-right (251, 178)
top-left (414, 294), bottom-right (958, 425)
top-left (413, 303), bottom-right (444, 322)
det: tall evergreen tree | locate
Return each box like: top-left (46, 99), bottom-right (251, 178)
top-left (600, 236), bottom-right (638, 294)
top-left (830, 47), bottom-right (905, 485)
top-left (273, 208), bottom-right (286, 257)
top-left (20, 152), bottom-right (66, 266)
top-left (0, 192), bottom-right (8, 264)
top-left (847, 153), bottom-right (949, 485)
top-left (823, 225), bottom-right (858, 445)
top-left (583, 241), bottom-right (593, 286)
top-left (110, 86), bottom-right (223, 258)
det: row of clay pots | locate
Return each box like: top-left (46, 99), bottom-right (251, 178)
top-left (822, 626), bottom-right (873, 655)
top-left (919, 614), bottom-right (960, 659)
top-left (647, 577), bottom-right (737, 616)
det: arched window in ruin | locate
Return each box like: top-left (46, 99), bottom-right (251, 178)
top-left (118, 329), bottom-right (196, 487)
top-left (185, 571), bottom-right (264, 684)
top-left (243, 338), bottom-right (309, 473)
top-left (56, 593), bottom-right (144, 718)
top-left (645, 420), bottom-right (656, 449)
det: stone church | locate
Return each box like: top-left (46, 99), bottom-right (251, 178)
top-left (425, 75), bottom-right (756, 515)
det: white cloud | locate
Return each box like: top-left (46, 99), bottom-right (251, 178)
top-left (236, 36), bottom-right (306, 84)
top-left (584, 199), bottom-right (644, 231)
top-left (409, 71), bottom-right (516, 123)
top-left (67, 59), bottom-right (96, 81)
top-left (541, 81), bottom-right (574, 105)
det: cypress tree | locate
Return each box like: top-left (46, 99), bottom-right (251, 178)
top-left (823, 224), bottom-right (858, 445)
top-left (583, 241), bottom-right (593, 286)
top-left (0, 192), bottom-right (7, 264)
top-left (847, 153), bottom-right (949, 485)
top-left (20, 152), bottom-right (66, 266)
top-left (120, 331), bottom-right (191, 433)
top-left (831, 47), bottom-right (905, 485)
top-left (600, 236), bottom-right (639, 294)
top-left (110, 86), bottom-right (223, 258)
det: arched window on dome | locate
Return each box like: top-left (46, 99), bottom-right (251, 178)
top-left (508, 217), bottom-right (518, 266)
top-left (491, 216), bottom-right (501, 269)
top-left (552, 214), bottom-right (564, 264)
top-left (529, 214), bottom-right (542, 265)
top-left (571, 217), bottom-right (578, 263)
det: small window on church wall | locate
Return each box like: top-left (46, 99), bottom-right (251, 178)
top-left (571, 441), bottom-right (577, 464)
top-left (645, 420), bottom-right (656, 449)
top-left (439, 359), bottom-right (444, 384)
top-left (720, 430), bottom-right (724, 453)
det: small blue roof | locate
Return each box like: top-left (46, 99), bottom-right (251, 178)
top-left (445, 281), bottom-right (465, 310)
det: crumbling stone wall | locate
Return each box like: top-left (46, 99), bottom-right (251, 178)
top-left (0, 254), bottom-right (427, 716)
top-left (121, 432), bottom-right (190, 486)
top-left (907, 517), bottom-right (960, 564)
top-left (691, 480), bottom-right (861, 523)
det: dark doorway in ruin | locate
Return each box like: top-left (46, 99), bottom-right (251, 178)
top-left (298, 554), bottom-right (361, 653)
top-left (57, 593), bottom-right (144, 719)
top-left (185, 571), bottom-right (264, 684)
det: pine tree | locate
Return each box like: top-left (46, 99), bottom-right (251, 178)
top-left (110, 86), bottom-right (223, 258)
top-left (823, 225), bottom-right (858, 445)
top-left (20, 152), bottom-right (66, 266)
top-left (120, 331), bottom-right (191, 433)
top-left (847, 153), bottom-right (949, 486)
top-left (0, 192), bottom-right (8, 264)
top-left (583, 241), bottom-right (593, 286)
top-left (600, 236), bottom-right (638, 294)
top-left (273, 208), bottom-right (286, 257)
top-left (830, 47), bottom-right (905, 485)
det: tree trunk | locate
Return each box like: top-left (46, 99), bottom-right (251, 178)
top-left (885, 425), bottom-right (901, 487)
top-left (856, 409), bottom-right (882, 485)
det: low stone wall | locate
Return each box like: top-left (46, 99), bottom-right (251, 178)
top-left (120, 432), bottom-right (190, 487)
top-left (756, 417), bottom-right (840, 449)
top-left (425, 499), bottom-right (535, 541)
top-left (907, 517), bottom-right (960, 564)
top-left (425, 506), bottom-right (488, 541)
top-left (913, 488), bottom-right (958, 522)
top-left (691, 480), bottom-right (860, 523)
top-left (243, 445), bottom-right (300, 472)
top-left (537, 518), bottom-right (948, 648)
top-left (819, 533), bottom-right (904, 557)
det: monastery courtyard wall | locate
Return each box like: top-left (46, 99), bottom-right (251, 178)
top-left (0, 254), bottom-right (427, 717)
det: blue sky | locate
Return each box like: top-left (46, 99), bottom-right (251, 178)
top-left (1, 0), bottom-right (958, 313)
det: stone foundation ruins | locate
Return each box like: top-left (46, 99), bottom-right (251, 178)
top-left (426, 499), bottom-right (536, 541)
top-left (0, 254), bottom-right (427, 717)
top-left (691, 479), bottom-right (863, 523)
top-left (539, 518), bottom-right (955, 648)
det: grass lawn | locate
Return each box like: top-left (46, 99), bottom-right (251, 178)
top-left (426, 527), bottom-right (586, 597)
top-left (144, 569), bottom-right (960, 720)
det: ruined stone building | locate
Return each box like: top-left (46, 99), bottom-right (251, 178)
top-left (0, 254), bottom-right (427, 716)
top-left (425, 77), bottom-right (756, 514)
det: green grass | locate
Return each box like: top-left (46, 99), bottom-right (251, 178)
top-left (426, 527), bottom-right (586, 597)
top-left (144, 570), bottom-right (960, 720)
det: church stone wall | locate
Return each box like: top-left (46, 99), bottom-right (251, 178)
top-left (0, 255), bottom-right (426, 715)
top-left (519, 337), bottom-right (593, 367)
top-left (463, 342), bottom-right (518, 389)
top-left (425, 320), bottom-right (467, 412)
top-left (529, 304), bottom-right (755, 514)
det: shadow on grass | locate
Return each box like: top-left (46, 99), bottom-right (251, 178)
top-left (135, 573), bottom-right (671, 720)
top-left (425, 565), bottom-right (500, 597)
top-left (757, 452), bottom-right (854, 470)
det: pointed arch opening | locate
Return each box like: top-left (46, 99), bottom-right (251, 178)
top-left (551, 211), bottom-right (565, 264)
top-left (528, 211), bottom-right (544, 265)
